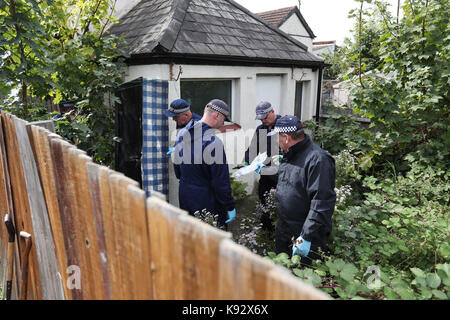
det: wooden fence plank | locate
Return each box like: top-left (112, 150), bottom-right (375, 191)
top-left (30, 128), bottom-right (69, 299)
top-left (86, 162), bottom-right (112, 299)
top-left (50, 138), bottom-right (82, 300)
top-left (0, 115), bottom-right (16, 298)
top-left (108, 173), bottom-right (139, 298)
top-left (218, 239), bottom-right (275, 299)
top-left (97, 167), bottom-right (120, 299)
top-left (65, 147), bottom-right (95, 299)
top-left (127, 184), bottom-right (153, 299)
top-left (175, 214), bottom-right (231, 299)
top-left (108, 173), bottom-right (127, 299)
top-left (72, 152), bottom-right (105, 299)
top-left (146, 197), bottom-right (186, 299)
top-left (1, 112), bottom-right (41, 300)
top-left (14, 117), bottom-right (63, 299)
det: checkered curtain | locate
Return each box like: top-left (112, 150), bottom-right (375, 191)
top-left (142, 79), bottom-right (169, 197)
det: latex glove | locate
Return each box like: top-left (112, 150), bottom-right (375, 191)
top-left (167, 146), bottom-right (175, 155)
top-left (272, 155), bottom-right (283, 166)
top-left (243, 161), bottom-right (249, 166)
top-left (255, 163), bottom-right (265, 174)
top-left (292, 236), bottom-right (311, 257)
top-left (225, 209), bottom-right (236, 223)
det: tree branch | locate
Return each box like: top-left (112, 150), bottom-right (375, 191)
top-left (408, 0), bottom-right (416, 20)
top-left (82, 0), bottom-right (102, 35)
top-left (359, 1), bottom-right (365, 89)
top-left (422, 0), bottom-right (429, 39)
top-left (99, 0), bottom-right (117, 39)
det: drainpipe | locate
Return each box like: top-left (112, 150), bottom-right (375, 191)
top-left (315, 66), bottom-right (323, 123)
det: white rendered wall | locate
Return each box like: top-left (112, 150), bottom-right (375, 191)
top-left (279, 14), bottom-right (314, 51)
top-left (125, 64), bottom-right (320, 205)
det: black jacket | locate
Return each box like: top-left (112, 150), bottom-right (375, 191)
top-left (244, 115), bottom-right (281, 167)
top-left (275, 135), bottom-right (336, 250)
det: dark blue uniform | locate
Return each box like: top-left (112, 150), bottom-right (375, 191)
top-left (175, 112), bottom-right (202, 129)
top-left (174, 119), bottom-right (235, 228)
top-left (275, 135), bottom-right (336, 261)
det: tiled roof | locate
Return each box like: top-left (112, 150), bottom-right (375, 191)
top-left (255, 6), bottom-right (297, 27)
top-left (256, 6), bottom-right (316, 39)
top-left (109, 0), bottom-right (323, 67)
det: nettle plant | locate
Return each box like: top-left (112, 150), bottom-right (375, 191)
top-left (267, 251), bottom-right (450, 300)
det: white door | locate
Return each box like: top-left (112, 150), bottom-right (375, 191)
top-left (256, 75), bottom-right (281, 125)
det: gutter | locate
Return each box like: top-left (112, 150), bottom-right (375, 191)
top-left (126, 52), bottom-right (324, 69)
top-left (315, 66), bottom-right (323, 123)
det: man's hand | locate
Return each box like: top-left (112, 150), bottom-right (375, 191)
top-left (292, 236), bottom-right (311, 257)
top-left (226, 209), bottom-right (236, 223)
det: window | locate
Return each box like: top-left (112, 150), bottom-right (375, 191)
top-left (181, 80), bottom-right (232, 117)
top-left (294, 81), bottom-right (303, 119)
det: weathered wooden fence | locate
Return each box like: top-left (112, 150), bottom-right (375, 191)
top-left (0, 111), bottom-right (328, 300)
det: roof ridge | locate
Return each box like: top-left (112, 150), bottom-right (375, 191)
top-left (225, 0), bottom-right (309, 52)
top-left (256, 6), bottom-right (297, 15)
top-left (156, 0), bottom-right (192, 52)
top-left (289, 6), bottom-right (315, 38)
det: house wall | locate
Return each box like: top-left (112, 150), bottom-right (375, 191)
top-left (313, 45), bottom-right (336, 56)
top-left (279, 15), bottom-right (313, 51)
top-left (113, 0), bottom-right (143, 20)
top-left (125, 63), bottom-right (320, 205)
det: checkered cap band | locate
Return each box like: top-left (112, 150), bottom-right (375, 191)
top-left (168, 106), bottom-right (190, 114)
top-left (209, 104), bottom-right (229, 117)
top-left (274, 126), bottom-right (298, 133)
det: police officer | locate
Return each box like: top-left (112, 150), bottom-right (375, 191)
top-left (268, 115), bottom-right (336, 265)
top-left (172, 99), bottom-right (236, 230)
top-left (164, 98), bottom-right (202, 129)
top-left (243, 101), bottom-right (281, 230)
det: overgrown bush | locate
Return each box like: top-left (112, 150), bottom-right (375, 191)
top-left (0, 0), bottom-right (128, 166)
top-left (251, 0), bottom-right (450, 300)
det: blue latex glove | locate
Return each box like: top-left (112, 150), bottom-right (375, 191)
top-left (225, 209), bottom-right (236, 223)
top-left (167, 146), bottom-right (175, 155)
top-left (255, 163), bottom-right (265, 174)
top-left (292, 236), bottom-right (311, 257)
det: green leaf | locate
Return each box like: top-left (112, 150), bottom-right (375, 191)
top-left (410, 268), bottom-right (426, 278)
top-left (277, 253), bottom-right (289, 260)
top-left (432, 290), bottom-right (447, 300)
top-left (391, 279), bottom-right (416, 300)
top-left (419, 288), bottom-right (432, 300)
top-left (345, 282), bottom-right (359, 297)
top-left (426, 273), bottom-right (441, 289)
top-left (291, 255), bottom-right (301, 266)
top-left (439, 245), bottom-right (450, 259)
top-left (384, 287), bottom-right (400, 300)
top-left (335, 287), bottom-right (347, 299)
top-left (292, 268), bottom-right (303, 278)
top-left (340, 263), bottom-right (358, 282)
